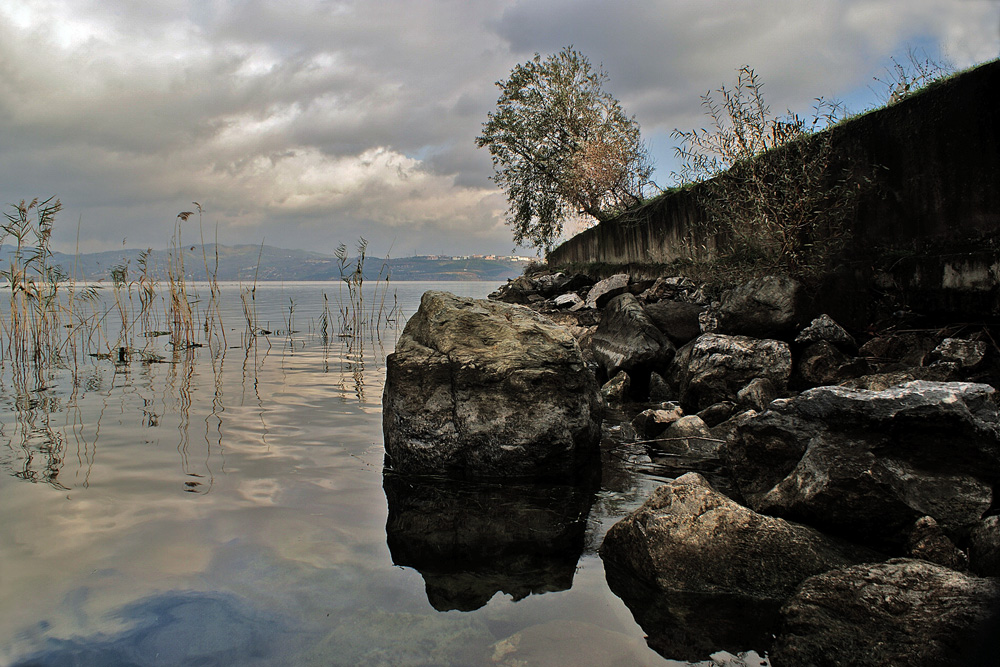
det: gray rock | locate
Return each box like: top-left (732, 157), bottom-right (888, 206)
top-left (906, 516), bottom-right (969, 571)
top-left (839, 365), bottom-right (960, 391)
top-left (489, 275), bottom-right (539, 304)
top-left (700, 275), bottom-right (807, 338)
top-left (736, 377), bottom-right (778, 411)
top-left (772, 559), bottom-right (1000, 667)
top-left (648, 371), bottom-right (674, 402)
top-left (655, 416), bottom-right (723, 459)
top-left (643, 300), bottom-right (705, 345)
top-left (601, 370), bottom-right (631, 406)
top-left (795, 313), bottom-right (855, 348)
top-left (552, 292), bottom-right (585, 311)
top-left (969, 516), bottom-right (1000, 576)
top-left (533, 272), bottom-right (569, 297)
top-left (585, 273), bottom-right (629, 309)
top-left (859, 331), bottom-right (939, 367)
top-left (930, 337), bottom-right (989, 369)
top-left (795, 340), bottom-right (869, 387)
top-left (383, 291), bottom-right (601, 479)
top-left (631, 403), bottom-right (684, 439)
top-left (592, 293), bottom-right (675, 379)
top-left (727, 381), bottom-right (1000, 549)
top-left (669, 334), bottom-right (792, 411)
top-left (696, 401), bottom-right (736, 427)
top-left (600, 473), bottom-right (876, 599)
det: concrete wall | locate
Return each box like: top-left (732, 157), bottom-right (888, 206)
top-left (547, 60), bottom-right (1000, 275)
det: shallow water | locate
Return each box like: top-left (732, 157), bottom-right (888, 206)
top-left (0, 281), bottom-right (759, 666)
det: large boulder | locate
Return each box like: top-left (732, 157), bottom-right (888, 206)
top-left (772, 559), bottom-right (1000, 667)
top-left (969, 515), bottom-right (1000, 576)
top-left (727, 381), bottom-right (1000, 549)
top-left (643, 300), bottom-right (705, 345)
top-left (669, 334), bottom-right (792, 410)
top-left (585, 273), bottom-right (629, 309)
top-left (700, 275), bottom-right (808, 338)
top-left (600, 473), bottom-right (875, 600)
top-left (591, 293), bottom-right (675, 380)
top-left (383, 291), bottom-right (601, 479)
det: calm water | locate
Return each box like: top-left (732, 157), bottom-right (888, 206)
top-left (0, 281), bottom-right (748, 666)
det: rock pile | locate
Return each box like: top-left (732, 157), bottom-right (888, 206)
top-left (486, 268), bottom-right (1000, 665)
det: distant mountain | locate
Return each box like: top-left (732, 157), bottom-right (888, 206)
top-left (0, 244), bottom-right (531, 282)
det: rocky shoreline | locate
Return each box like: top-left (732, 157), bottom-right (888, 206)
top-left (383, 270), bottom-right (1000, 665)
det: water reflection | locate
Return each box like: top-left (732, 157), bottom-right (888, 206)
top-left (11, 590), bottom-right (292, 667)
top-left (383, 473), bottom-right (596, 611)
top-left (603, 561), bottom-right (779, 662)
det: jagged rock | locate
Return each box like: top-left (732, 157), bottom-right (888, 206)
top-left (839, 365), bottom-right (960, 390)
top-left (585, 273), bottom-right (629, 309)
top-left (929, 337), bottom-right (989, 369)
top-left (710, 409), bottom-right (757, 444)
top-left (772, 559), bottom-right (1000, 667)
top-left (552, 292), bottom-right (585, 311)
top-left (489, 275), bottom-right (539, 304)
top-left (383, 291), bottom-right (601, 479)
top-left (643, 300), bottom-right (705, 345)
top-left (795, 341), bottom-right (869, 387)
top-left (736, 377), bottom-right (778, 411)
top-left (696, 401), bottom-right (736, 427)
top-left (592, 293), bottom-right (675, 379)
top-left (859, 331), bottom-right (939, 367)
top-left (533, 272), bottom-right (570, 297)
top-left (669, 334), bottom-right (792, 411)
top-left (795, 313), bottom-right (856, 349)
top-left (969, 516), bottom-right (1000, 576)
top-left (655, 416), bottom-right (722, 459)
top-left (700, 275), bottom-right (808, 338)
top-left (632, 403), bottom-right (684, 439)
top-left (906, 516), bottom-right (969, 571)
top-left (601, 370), bottom-right (631, 406)
top-left (648, 371), bottom-right (674, 402)
top-left (727, 381), bottom-right (1000, 549)
top-left (601, 473), bottom-right (876, 600)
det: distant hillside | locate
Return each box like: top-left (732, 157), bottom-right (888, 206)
top-left (0, 244), bottom-right (531, 282)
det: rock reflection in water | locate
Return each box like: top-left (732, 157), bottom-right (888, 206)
top-left (603, 561), bottom-right (778, 662)
top-left (383, 473), bottom-right (595, 611)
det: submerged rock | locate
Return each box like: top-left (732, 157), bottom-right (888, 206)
top-left (772, 559), bottom-right (1000, 667)
top-left (383, 291), bottom-right (601, 479)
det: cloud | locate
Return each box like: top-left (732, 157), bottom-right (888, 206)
top-left (0, 0), bottom-right (996, 256)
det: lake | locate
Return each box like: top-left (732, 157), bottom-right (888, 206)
top-left (0, 281), bottom-right (760, 666)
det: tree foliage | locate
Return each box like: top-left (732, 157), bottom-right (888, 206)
top-left (476, 47), bottom-right (654, 252)
top-left (672, 66), bottom-right (866, 277)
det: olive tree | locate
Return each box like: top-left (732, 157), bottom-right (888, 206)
top-left (476, 47), bottom-right (654, 252)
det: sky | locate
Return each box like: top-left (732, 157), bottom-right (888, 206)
top-left (0, 1), bottom-right (997, 259)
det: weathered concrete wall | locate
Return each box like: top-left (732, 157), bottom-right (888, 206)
top-left (547, 60), bottom-right (1000, 295)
